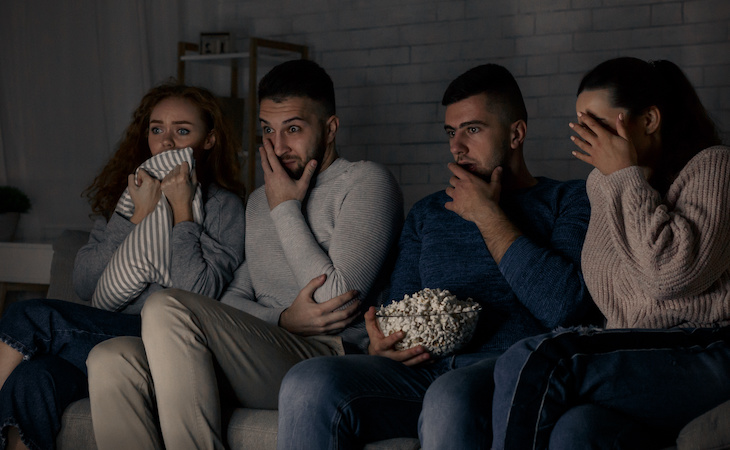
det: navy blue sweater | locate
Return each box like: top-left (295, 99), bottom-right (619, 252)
top-left (387, 177), bottom-right (594, 353)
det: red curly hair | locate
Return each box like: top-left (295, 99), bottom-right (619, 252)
top-left (83, 82), bottom-right (245, 219)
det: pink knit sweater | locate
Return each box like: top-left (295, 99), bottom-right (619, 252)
top-left (582, 145), bottom-right (730, 329)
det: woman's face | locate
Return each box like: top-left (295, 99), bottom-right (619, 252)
top-left (147, 97), bottom-right (215, 156)
top-left (575, 88), bottom-right (656, 164)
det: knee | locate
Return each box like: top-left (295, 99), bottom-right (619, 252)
top-left (87, 337), bottom-right (149, 391)
top-left (279, 357), bottom-right (348, 413)
top-left (421, 367), bottom-right (492, 433)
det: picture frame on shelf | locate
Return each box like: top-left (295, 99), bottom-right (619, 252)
top-left (200, 32), bottom-right (232, 54)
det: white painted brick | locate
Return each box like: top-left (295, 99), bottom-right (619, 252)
top-left (500, 15), bottom-right (536, 37)
top-left (593, 6), bottom-right (652, 30)
top-left (651, 3), bottom-right (683, 25)
top-left (535, 10), bottom-right (591, 34)
top-left (401, 164), bottom-right (431, 184)
top-left (684, 0), bottom-right (730, 22)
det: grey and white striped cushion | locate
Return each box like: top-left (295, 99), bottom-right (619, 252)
top-left (92, 147), bottom-right (204, 311)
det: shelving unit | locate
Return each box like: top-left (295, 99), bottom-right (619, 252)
top-left (177, 38), bottom-right (309, 195)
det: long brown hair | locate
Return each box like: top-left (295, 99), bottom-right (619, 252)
top-left (83, 82), bottom-right (245, 219)
top-left (578, 57), bottom-right (722, 194)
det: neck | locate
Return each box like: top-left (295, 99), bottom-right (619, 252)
top-left (502, 153), bottom-right (537, 190)
top-left (318, 144), bottom-right (339, 174)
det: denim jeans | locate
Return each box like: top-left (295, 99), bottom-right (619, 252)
top-left (491, 326), bottom-right (730, 450)
top-left (277, 351), bottom-right (502, 450)
top-left (0, 299), bottom-right (140, 450)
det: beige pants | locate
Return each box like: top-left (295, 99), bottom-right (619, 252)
top-left (87, 289), bottom-right (344, 450)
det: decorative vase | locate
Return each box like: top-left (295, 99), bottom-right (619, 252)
top-left (0, 212), bottom-right (20, 241)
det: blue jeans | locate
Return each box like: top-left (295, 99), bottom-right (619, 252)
top-left (491, 326), bottom-right (730, 450)
top-left (277, 351), bottom-right (501, 450)
top-left (0, 299), bottom-right (140, 450)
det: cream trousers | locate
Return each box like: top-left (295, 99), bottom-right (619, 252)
top-left (87, 288), bottom-right (344, 450)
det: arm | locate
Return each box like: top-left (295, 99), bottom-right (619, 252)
top-left (169, 186), bottom-right (246, 300)
top-left (272, 164), bottom-right (404, 303)
top-left (591, 147), bottom-right (730, 300)
top-left (72, 214), bottom-right (134, 301)
top-left (498, 183), bottom-right (592, 328)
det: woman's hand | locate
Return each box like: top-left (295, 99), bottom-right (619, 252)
top-left (129, 169), bottom-right (161, 224)
top-left (162, 161), bottom-right (196, 224)
top-left (570, 112), bottom-right (638, 175)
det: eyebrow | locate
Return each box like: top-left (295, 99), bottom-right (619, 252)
top-left (259, 116), bottom-right (306, 124)
top-left (149, 119), bottom-right (194, 125)
top-left (444, 120), bottom-right (487, 131)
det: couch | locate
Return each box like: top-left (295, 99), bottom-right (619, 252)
top-left (48, 230), bottom-right (420, 450)
top-left (48, 230), bottom-right (730, 450)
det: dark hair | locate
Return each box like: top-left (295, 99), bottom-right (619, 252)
top-left (83, 81), bottom-right (245, 219)
top-left (258, 59), bottom-right (336, 117)
top-left (442, 64), bottom-right (528, 125)
top-left (578, 57), bottom-right (721, 192)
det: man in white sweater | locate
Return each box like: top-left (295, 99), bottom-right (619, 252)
top-left (86, 59), bottom-right (404, 450)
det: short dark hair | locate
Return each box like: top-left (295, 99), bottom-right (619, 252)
top-left (442, 64), bottom-right (528, 124)
top-left (258, 59), bottom-right (336, 117)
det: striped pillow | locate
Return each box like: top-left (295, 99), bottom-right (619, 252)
top-left (92, 147), bottom-right (204, 311)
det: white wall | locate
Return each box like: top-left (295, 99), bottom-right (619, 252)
top-left (182, 0), bottom-right (730, 211)
top-left (2, 0), bottom-right (729, 241)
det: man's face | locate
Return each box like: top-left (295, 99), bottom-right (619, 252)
top-left (444, 93), bottom-right (512, 180)
top-left (259, 97), bottom-right (328, 179)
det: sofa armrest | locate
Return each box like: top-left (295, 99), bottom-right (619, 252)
top-left (46, 230), bottom-right (90, 303)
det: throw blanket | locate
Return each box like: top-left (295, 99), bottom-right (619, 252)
top-left (92, 147), bottom-right (204, 311)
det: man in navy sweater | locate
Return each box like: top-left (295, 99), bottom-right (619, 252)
top-left (276, 64), bottom-right (596, 449)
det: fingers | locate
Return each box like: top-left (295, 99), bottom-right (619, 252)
top-left (136, 169), bottom-right (152, 185)
top-left (301, 274), bottom-right (327, 297)
top-left (128, 173), bottom-right (137, 189)
top-left (615, 112), bottom-right (629, 141)
top-left (447, 162), bottom-right (468, 177)
top-left (297, 159), bottom-right (318, 189)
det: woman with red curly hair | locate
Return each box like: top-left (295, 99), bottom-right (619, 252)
top-left (0, 82), bottom-right (246, 450)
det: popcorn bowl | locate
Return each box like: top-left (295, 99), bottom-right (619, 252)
top-left (376, 310), bottom-right (481, 357)
top-left (376, 288), bottom-right (481, 357)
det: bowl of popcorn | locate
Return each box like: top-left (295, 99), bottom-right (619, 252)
top-left (376, 288), bottom-right (481, 357)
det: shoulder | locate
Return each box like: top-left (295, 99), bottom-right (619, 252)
top-left (338, 159), bottom-right (399, 186)
top-left (204, 184), bottom-right (245, 209)
top-left (407, 191), bottom-right (450, 219)
top-left (683, 145), bottom-right (730, 173)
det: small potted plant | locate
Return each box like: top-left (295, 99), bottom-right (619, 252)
top-left (0, 186), bottom-right (31, 241)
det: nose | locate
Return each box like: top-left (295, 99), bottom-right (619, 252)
top-left (270, 132), bottom-right (289, 157)
top-left (450, 132), bottom-right (466, 158)
top-left (161, 130), bottom-right (175, 149)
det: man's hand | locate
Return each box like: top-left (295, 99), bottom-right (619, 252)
top-left (444, 163), bottom-right (502, 223)
top-left (161, 161), bottom-right (196, 224)
top-left (260, 139), bottom-right (317, 210)
top-left (365, 307), bottom-right (431, 366)
top-left (444, 164), bottom-right (521, 264)
top-left (129, 169), bottom-right (161, 224)
top-left (279, 274), bottom-right (360, 336)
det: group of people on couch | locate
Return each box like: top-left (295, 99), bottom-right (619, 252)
top-left (0, 53), bottom-right (727, 450)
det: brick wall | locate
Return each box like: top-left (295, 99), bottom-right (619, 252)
top-left (197, 0), bottom-right (730, 211)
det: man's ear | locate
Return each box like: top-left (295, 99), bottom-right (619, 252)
top-left (326, 115), bottom-right (339, 144)
top-left (510, 120), bottom-right (527, 149)
top-left (204, 130), bottom-right (216, 150)
top-left (643, 105), bottom-right (661, 135)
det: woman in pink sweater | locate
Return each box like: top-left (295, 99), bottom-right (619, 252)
top-left (491, 57), bottom-right (730, 450)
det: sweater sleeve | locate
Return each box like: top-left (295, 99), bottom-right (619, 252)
top-left (591, 146), bottom-right (730, 300)
top-left (169, 187), bottom-right (246, 300)
top-left (72, 213), bottom-right (134, 301)
top-left (498, 182), bottom-right (593, 328)
top-left (270, 164), bottom-right (404, 304)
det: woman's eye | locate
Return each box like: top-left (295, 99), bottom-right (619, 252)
top-left (151, 127), bottom-right (162, 135)
top-left (177, 128), bottom-right (190, 136)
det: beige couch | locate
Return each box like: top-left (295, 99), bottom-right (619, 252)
top-left (49, 230), bottom-right (420, 450)
top-left (49, 230), bottom-right (730, 450)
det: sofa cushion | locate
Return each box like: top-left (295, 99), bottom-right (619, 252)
top-left (675, 399), bottom-right (730, 450)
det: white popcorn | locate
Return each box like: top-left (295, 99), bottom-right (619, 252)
top-left (376, 288), bottom-right (481, 357)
